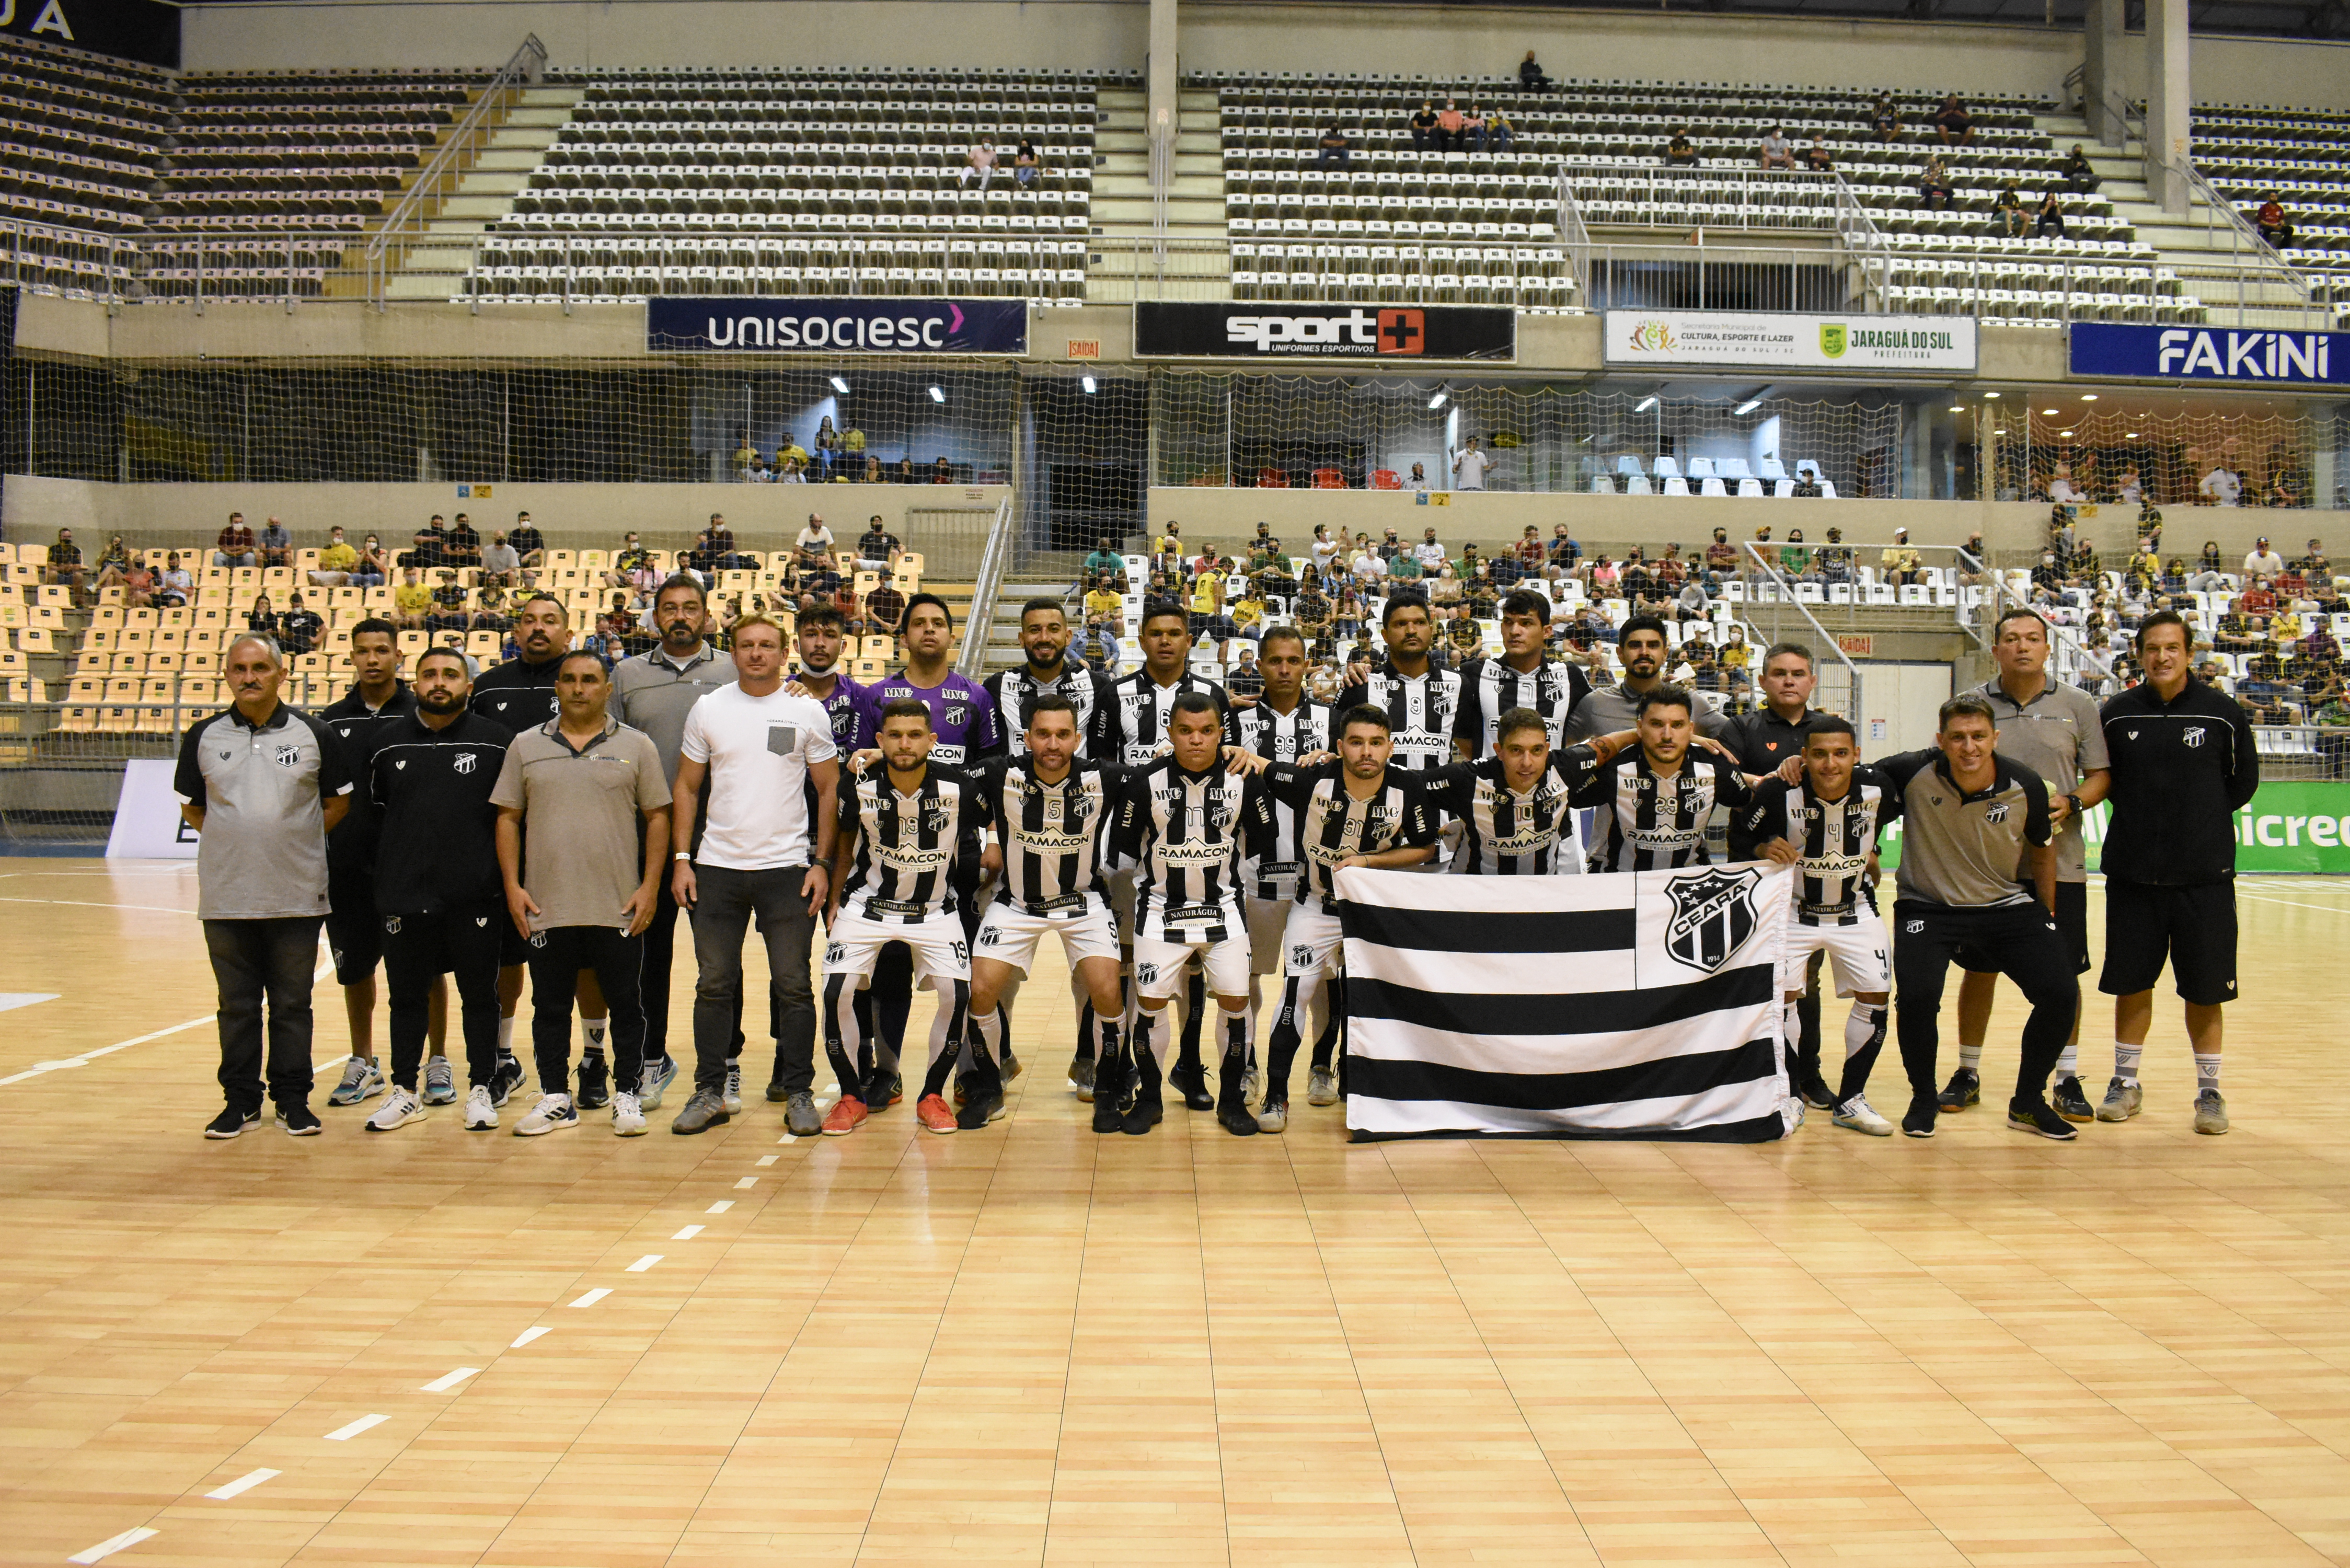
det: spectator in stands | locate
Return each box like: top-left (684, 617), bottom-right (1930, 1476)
top-left (2244, 536), bottom-right (2286, 577)
top-left (246, 592), bottom-right (278, 637)
top-left (409, 515), bottom-right (449, 569)
top-left (1882, 528), bottom-right (1922, 584)
top-left (509, 513), bottom-right (545, 582)
top-left (2265, 469), bottom-right (2306, 509)
top-left (732, 430), bottom-right (757, 479)
top-left (1758, 125), bottom-right (1795, 171)
top-left (961, 140), bottom-right (998, 187)
top-left (1993, 180), bottom-right (2027, 237)
top-left (1084, 575), bottom-right (1125, 638)
top-left (427, 570), bottom-right (471, 634)
top-left (2297, 537), bottom-right (2330, 581)
top-left (215, 513), bottom-right (258, 569)
top-left (352, 535), bottom-right (388, 589)
top-left (1664, 127), bottom-right (1700, 168)
top-left (1918, 157), bottom-right (1954, 211)
top-left (797, 555), bottom-right (843, 617)
top-left (477, 532), bottom-right (519, 587)
top-left (1519, 50), bottom-right (1552, 91)
top-left (1515, 526), bottom-right (1547, 577)
top-left (1452, 436), bottom-right (1491, 490)
top-left (865, 576), bottom-right (908, 638)
top-left (1461, 105), bottom-right (1488, 152)
top-left (1388, 547), bottom-right (1424, 591)
top-left (1409, 101), bottom-right (1439, 152)
top-left (2048, 463), bottom-right (2085, 504)
top-left (153, 552), bottom-right (190, 608)
top-left (1791, 469), bottom-right (1825, 499)
top-left (2033, 190), bottom-right (2068, 239)
top-left (2254, 194), bottom-right (2294, 249)
top-left (2113, 464), bottom-right (2145, 505)
top-left (2060, 145), bottom-right (2099, 194)
top-left (391, 567), bottom-right (431, 631)
top-left (1817, 528), bottom-right (1854, 585)
top-left (1486, 108), bottom-right (1515, 153)
top-left (279, 594), bottom-right (322, 656)
top-left (1402, 462), bottom-right (1431, 491)
top-left (1015, 139), bottom-right (1042, 187)
top-left (310, 526), bottom-right (358, 587)
top-left (1869, 94), bottom-right (1902, 142)
top-left (932, 456), bottom-right (955, 483)
top-left (1085, 536), bottom-right (1129, 591)
top-left (2201, 462), bottom-right (2245, 508)
top-left (857, 516), bottom-right (902, 566)
top-left (1802, 137), bottom-right (1834, 172)
top-left (474, 583), bottom-right (513, 634)
top-left (1435, 100), bottom-right (1465, 152)
top-left (257, 516), bottom-right (292, 569)
top-left (1934, 95), bottom-right (1974, 144)
top-left (1414, 527), bottom-right (1448, 575)
top-left (813, 417), bottom-right (842, 480)
top-left (1306, 123), bottom-right (1352, 170)
top-left (447, 513), bottom-right (483, 568)
top-left (1777, 531), bottom-right (1812, 581)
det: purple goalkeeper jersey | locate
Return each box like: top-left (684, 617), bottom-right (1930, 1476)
top-left (866, 670), bottom-right (1002, 766)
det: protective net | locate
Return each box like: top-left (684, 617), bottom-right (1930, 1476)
top-left (1975, 399), bottom-right (2345, 511)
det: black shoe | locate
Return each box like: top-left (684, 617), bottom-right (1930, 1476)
top-left (275, 1103), bottom-right (322, 1137)
top-left (1122, 1091), bottom-right (1164, 1136)
top-left (1216, 1098), bottom-right (1258, 1137)
top-left (1167, 1062), bottom-right (1215, 1112)
top-left (868, 1070), bottom-right (903, 1112)
top-left (999, 1046), bottom-right (1022, 1082)
top-left (1801, 1076), bottom-right (1838, 1111)
top-left (2052, 1074), bottom-right (2095, 1123)
top-left (1937, 1066), bottom-right (1980, 1113)
top-left (957, 1087), bottom-right (1006, 1130)
top-left (1068, 1054), bottom-right (1096, 1102)
top-left (491, 1053), bottom-right (526, 1108)
top-left (2008, 1098), bottom-right (2079, 1140)
top-left (765, 1079), bottom-right (790, 1104)
top-left (1902, 1096), bottom-right (1938, 1138)
top-left (1090, 1058), bottom-right (1129, 1135)
top-left (575, 1052), bottom-right (611, 1111)
top-left (205, 1105), bottom-right (259, 1139)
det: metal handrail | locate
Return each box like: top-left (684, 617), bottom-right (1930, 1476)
top-left (365, 32), bottom-right (545, 304)
top-left (955, 494), bottom-right (1016, 679)
top-left (1737, 541), bottom-right (1865, 728)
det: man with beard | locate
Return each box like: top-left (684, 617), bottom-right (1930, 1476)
top-left (1566, 615), bottom-right (1731, 742)
top-left (610, 575), bottom-right (734, 1105)
top-left (1335, 596), bottom-right (1462, 775)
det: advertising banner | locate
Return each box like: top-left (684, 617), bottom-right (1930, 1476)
top-left (646, 298), bottom-right (1029, 355)
top-left (105, 758), bottom-right (199, 860)
top-left (2068, 322), bottom-right (2348, 387)
top-left (2, 0), bottom-right (177, 68)
top-left (1602, 310), bottom-right (1977, 372)
top-left (1875, 781), bottom-right (2350, 875)
top-left (1134, 302), bottom-right (1516, 362)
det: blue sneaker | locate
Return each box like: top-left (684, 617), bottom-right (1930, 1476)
top-left (422, 1055), bottom-right (457, 1105)
top-left (640, 1055), bottom-right (677, 1110)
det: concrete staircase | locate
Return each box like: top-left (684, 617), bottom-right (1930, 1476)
top-left (380, 84), bottom-right (578, 301)
top-left (2036, 109), bottom-right (2317, 329)
top-left (1086, 86), bottom-right (1228, 302)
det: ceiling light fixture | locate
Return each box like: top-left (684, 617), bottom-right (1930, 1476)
top-left (928, 386), bottom-right (946, 403)
top-left (1081, 375), bottom-right (1097, 394)
top-left (1635, 395), bottom-right (1658, 413)
top-left (829, 376), bottom-right (850, 394)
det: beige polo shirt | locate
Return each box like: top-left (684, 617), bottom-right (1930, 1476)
top-left (489, 717), bottom-right (671, 929)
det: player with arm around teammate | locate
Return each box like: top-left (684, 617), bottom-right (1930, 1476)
top-left (1423, 705), bottom-right (1639, 876)
top-left (1741, 717), bottom-right (1900, 1136)
top-left (1575, 685), bottom-right (1757, 872)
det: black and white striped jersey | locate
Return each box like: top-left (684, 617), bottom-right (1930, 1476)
top-left (1573, 750), bottom-right (1754, 873)
top-left (1262, 762), bottom-right (1441, 910)
top-left (1736, 768), bottom-right (1899, 925)
top-left (1423, 750), bottom-right (1606, 875)
top-left (1108, 757), bottom-right (1274, 942)
top-left (1450, 656), bottom-right (1593, 759)
top-left (983, 663), bottom-right (1119, 760)
top-left (1109, 670), bottom-right (1235, 767)
top-left (1334, 662), bottom-right (1463, 771)
top-left (969, 755), bottom-right (1123, 916)
top-left (1231, 699), bottom-right (1334, 900)
top-left (835, 763), bottom-right (991, 924)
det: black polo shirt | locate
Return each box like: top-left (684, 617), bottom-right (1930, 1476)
top-left (368, 709), bottom-right (514, 915)
top-left (320, 681), bottom-right (418, 879)
top-left (472, 654), bottom-right (565, 731)
top-left (1718, 705), bottom-right (1825, 857)
top-left (2098, 677), bottom-right (2260, 885)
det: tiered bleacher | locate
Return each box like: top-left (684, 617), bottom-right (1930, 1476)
top-left (2194, 103), bottom-right (2350, 316)
top-left (471, 64), bottom-right (1134, 302)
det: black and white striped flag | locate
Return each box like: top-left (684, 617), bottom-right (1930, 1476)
top-left (1335, 864), bottom-right (1797, 1141)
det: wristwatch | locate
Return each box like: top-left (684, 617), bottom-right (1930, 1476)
top-left (2064, 792), bottom-right (2083, 817)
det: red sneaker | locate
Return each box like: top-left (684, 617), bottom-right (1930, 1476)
top-left (916, 1093), bottom-right (958, 1135)
top-left (821, 1097), bottom-right (867, 1136)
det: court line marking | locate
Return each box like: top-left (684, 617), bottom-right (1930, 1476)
top-left (671, 1225), bottom-right (704, 1240)
top-left (510, 1326), bottom-right (550, 1348)
top-left (2237, 892), bottom-right (2350, 916)
top-left (0, 896), bottom-right (198, 916)
top-left (419, 1367), bottom-right (479, 1393)
top-left (1, 961), bottom-right (335, 1088)
top-left (566, 1288), bottom-right (610, 1308)
top-left (68, 1527), bottom-right (158, 1564)
top-left (755, 1155), bottom-right (778, 1166)
top-left (203, 1469), bottom-right (279, 1501)
top-left (705, 1200), bottom-right (733, 1214)
top-left (322, 1413), bottom-right (387, 1442)
top-left (0, 993), bottom-right (57, 1013)
top-left (733, 1177), bottom-right (757, 1189)
top-left (625, 1254), bottom-right (662, 1272)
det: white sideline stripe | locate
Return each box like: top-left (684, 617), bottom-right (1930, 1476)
top-left (204, 1468), bottom-right (279, 1501)
top-left (672, 1225), bottom-right (705, 1239)
top-left (68, 1528), bottom-right (158, 1564)
top-left (2237, 892), bottom-right (2350, 916)
top-left (510, 1326), bottom-right (550, 1348)
top-left (733, 1177), bottom-right (757, 1189)
top-left (567, 1288), bottom-right (610, 1308)
top-left (778, 1134), bottom-right (797, 1144)
top-left (0, 962), bottom-right (331, 1088)
top-left (705, 1200), bottom-right (733, 1214)
top-left (755, 1155), bottom-right (778, 1166)
top-left (322, 1413), bottom-right (387, 1441)
top-left (420, 1367), bottom-right (479, 1392)
top-left (625, 1254), bottom-right (662, 1272)
top-left (0, 895), bottom-right (199, 915)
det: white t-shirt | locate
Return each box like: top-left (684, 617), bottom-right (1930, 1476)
top-left (679, 683), bottom-right (839, 870)
top-left (1454, 448), bottom-right (1490, 489)
top-left (796, 525), bottom-right (834, 552)
top-left (2199, 468), bottom-right (2242, 507)
top-left (1415, 540), bottom-right (1447, 569)
top-left (2243, 548), bottom-right (2284, 575)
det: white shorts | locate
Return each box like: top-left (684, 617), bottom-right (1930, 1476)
top-left (1780, 912), bottom-right (1891, 998)
top-left (825, 909), bottom-right (970, 987)
top-left (1246, 894), bottom-right (1296, 975)
top-left (973, 900), bottom-right (1121, 975)
top-left (1281, 904), bottom-right (1346, 979)
top-left (1132, 935), bottom-right (1252, 1001)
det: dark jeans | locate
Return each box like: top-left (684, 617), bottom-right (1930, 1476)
top-left (383, 902), bottom-right (505, 1090)
top-left (1893, 899), bottom-right (2077, 1110)
top-left (687, 863), bottom-right (817, 1096)
top-left (643, 870), bottom-right (758, 1065)
top-left (204, 916), bottom-right (323, 1114)
top-left (527, 925), bottom-right (646, 1093)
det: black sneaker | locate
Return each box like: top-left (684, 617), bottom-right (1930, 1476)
top-left (1090, 1059), bottom-right (1129, 1135)
top-left (576, 1052), bottom-right (611, 1111)
top-left (276, 1103), bottom-right (323, 1137)
top-left (1801, 1075), bottom-right (1839, 1112)
top-left (1167, 1062), bottom-right (1215, 1112)
top-left (1068, 1054), bottom-right (1096, 1103)
top-left (1122, 1090), bottom-right (1164, 1136)
top-left (1937, 1066), bottom-right (1980, 1113)
top-left (956, 1087), bottom-right (1006, 1131)
top-left (2008, 1099), bottom-right (2079, 1140)
top-left (1901, 1096), bottom-right (1938, 1139)
top-left (1216, 1099), bottom-right (1259, 1137)
top-left (868, 1070), bottom-right (903, 1112)
top-left (764, 1078), bottom-right (790, 1104)
top-left (2052, 1074), bottom-right (2094, 1123)
top-left (490, 1053), bottom-right (526, 1109)
top-left (204, 1105), bottom-right (259, 1140)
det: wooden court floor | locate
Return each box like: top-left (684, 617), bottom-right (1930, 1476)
top-left (1, 858), bottom-right (2346, 1568)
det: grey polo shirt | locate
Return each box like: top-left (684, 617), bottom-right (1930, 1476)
top-left (174, 702), bottom-right (352, 921)
top-left (488, 717), bottom-right (672, 930)
top-left (1973, 677), bottom-right (2109, 882)
top-left (1564, 682), bottom-right (1730, 742)
top-left (610, 643), bottom-right (734, 784)
top-left (1877, 750), bottom-right (2053, 909)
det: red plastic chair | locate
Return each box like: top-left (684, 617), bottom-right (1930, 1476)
top-left (1256, 467), bottom-right (1291, 489)
top-left (1369, 469), bottom-right (1401, 490)
top-left (1311, 468), bottom-right (1347, 489)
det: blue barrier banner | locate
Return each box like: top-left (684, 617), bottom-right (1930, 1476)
top-left (647, 298), bottom-right (1028, 355)
top-left (2069, 322), bottom-right (2348, 386)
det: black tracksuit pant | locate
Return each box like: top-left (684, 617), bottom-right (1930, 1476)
top-left (527, 925), bottom-right (646, 1094)
top-left (1893, 898), bottom-right (2078, 1111)
top-left (383, 902), bottom-right (505, 1091)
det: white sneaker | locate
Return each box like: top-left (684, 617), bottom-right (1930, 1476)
top-left (1307, 1066), bottom-right (1339, 1106)
top-left (422, 1055), bottom-right (457, 1104)
top-left (327, 1056), bottom-right (384, 1106)
top-left (611, 1090), bottom-right (647, 1137)
top-left (1833, 1094), bottom-right (1895, 1136)
top-left (463, 1084), bottom-right (498, 1131)
top-left (640, 1056), bottom-right (676, 1109)
top-left (723, 1064), bottom-right (743, 1114)
top-left (514, 1092), bottom-right (578, 1136)
top-left (365, 1087), bottom-right (424, 1133)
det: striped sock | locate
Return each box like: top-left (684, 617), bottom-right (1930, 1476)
top-left (1958, 1042), bottom-right (1983, 1074)
top-left (2194, 1052), bottom-right (2221, 1092)
top-left (2056, 1042), bottom-right (2079, 1079)
top-left (2115, 1042), bottom-right (2142, 1085)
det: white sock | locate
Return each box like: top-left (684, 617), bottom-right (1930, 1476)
top-left (582, 1016), bottom-right (607, 1055)
top-left (497, 1016), bottom-right (515, 1056)
top-left (1958, 1041), bottom-right (1983, 1073)
top-left (1135, 1006), bottom-right (1170, 1068)
top-left (2056, 1042), bottom-right (2079, 1079)
top-left (1782, 998), bottom-right (1802, 1055)
top-left (2115, 1042), bottom-right (2142, 1085)
top-left (1845, 1002), bottom-right (1886, 1065)
top-left (2194, 1052), bottom-right (2221, 1093)
top-left (972, 1005), bottom-right (1003, 1065)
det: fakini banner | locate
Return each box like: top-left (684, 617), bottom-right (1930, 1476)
top-left (1603, 310), bottom-right (1977, 372)
top-left (1876, 782), bottom-right (2350, 875)
top-left (2068, 322), bottom-right (2348, 387)
top-left (1134, 302), bottom-right (1517, 361)
top-left (646, 298), bottom-right (1029, 355)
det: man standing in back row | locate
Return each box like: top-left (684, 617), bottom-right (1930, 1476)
top-left (2093, 608), bottom-right (2258, 1135)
